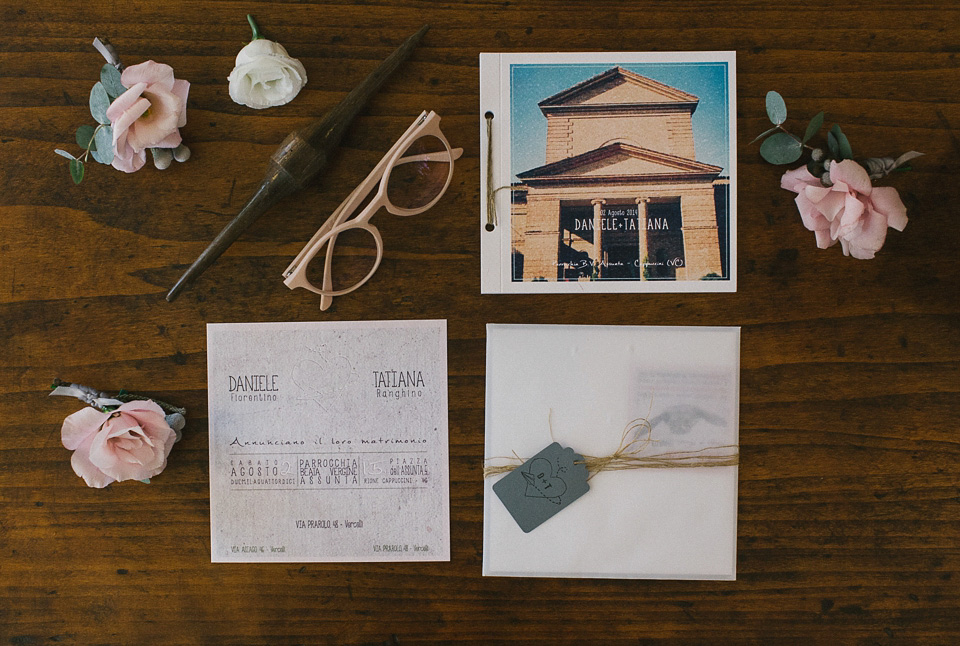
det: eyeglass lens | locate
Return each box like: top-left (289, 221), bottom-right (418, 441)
top-left (304, 225), bottom-right (380, 293)
top-left (387, 135), bottom-right (451, 210)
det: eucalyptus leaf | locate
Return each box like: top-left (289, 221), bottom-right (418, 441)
top-left (749, 126), bottom-right (779, 145)
top-left (100, 64), bottom-right (126, 98)
top-left (802, 111), bottom-right (824, 144)
top-left (827, 131), bottom-right (840, 159)
top-left (759, 132), bottom-right (803, 164)
top-left (54, 148), bottom-right (75, 160)
top-left (765, 91), bottom-right (787, 125)
top-left (830, 124), bottom-right (853, 160)
top-left (94, 125), bottom-right (114, 164)
top-left (89, 82), bottom-right (111, 125)
top-left (76, 124), bottom-right (96, 151)
top-left (69, 159), bottom-right (84, 184)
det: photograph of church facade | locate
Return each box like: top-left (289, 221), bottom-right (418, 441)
top-left (510, 65), bottom-right (730, 282)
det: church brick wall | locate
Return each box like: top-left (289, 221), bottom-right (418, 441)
top-left (520, 195), bottom-right (562, 280)
top-left (545, 117), bottom-right (574, 163)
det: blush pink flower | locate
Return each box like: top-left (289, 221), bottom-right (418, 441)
top-left (106, 61), bottom-right (189, 173)
top-left (61, 400), bottom-right (177, 488)
top-left (781, 159), bottom-right (908, 259)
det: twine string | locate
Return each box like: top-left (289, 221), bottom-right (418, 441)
top-left (482, 416), bottom-right (739, 480)
top-left (484, 112), bottom-right (514, 232)
top-left (485, 112), bottom-right (496, 232)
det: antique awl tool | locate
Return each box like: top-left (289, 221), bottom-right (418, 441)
top-left (166, 24), bottom-right (430, 302)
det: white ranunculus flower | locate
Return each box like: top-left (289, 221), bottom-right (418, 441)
top-left (227, 39), bottom-right (307, 109)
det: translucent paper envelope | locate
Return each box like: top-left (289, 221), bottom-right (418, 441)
top-left (482, 324), bottom-right (740, 579)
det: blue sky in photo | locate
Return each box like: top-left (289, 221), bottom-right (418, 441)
top-left (509, 62), bottom-right (730, 179)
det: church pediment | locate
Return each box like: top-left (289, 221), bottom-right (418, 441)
top-left (516, 143), bottom-right (722, 183)
top-left (539, 67), bottom-right (699, 113)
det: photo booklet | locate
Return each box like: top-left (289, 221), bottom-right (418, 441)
top-left (480, 52), bottom-right (737, 294)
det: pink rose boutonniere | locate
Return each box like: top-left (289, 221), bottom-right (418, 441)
top-left (50, 380), bottom-right (187, 488)
top-left (753, 91), bottom-right (921, 259)
top-left (53, 38), bottom-right (192, 184)
top-left (107, 60), bottom-right (190, 173)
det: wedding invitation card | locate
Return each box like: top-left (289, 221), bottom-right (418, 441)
top-left (483, 324), bottom-right (740, 579)
top-left (480, 52), bottom-right (737, 294)
top-left (207, 320), bottom-right (450, 562)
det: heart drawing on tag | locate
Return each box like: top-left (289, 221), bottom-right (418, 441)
top-left (521, 457), bottom-right (567, 505)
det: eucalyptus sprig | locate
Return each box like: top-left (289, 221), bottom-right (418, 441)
top-left (53, 63), bottom-right (125, 184)
top-left (753, 91), bottom-right (920, 187)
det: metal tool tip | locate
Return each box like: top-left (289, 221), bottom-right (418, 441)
top-left (165, 282), bottom-right (183, 303)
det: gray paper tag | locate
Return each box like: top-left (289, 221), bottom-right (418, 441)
top-left (492, 442), bottom-right (590, 533)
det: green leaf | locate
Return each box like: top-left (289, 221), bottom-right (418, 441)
top-left (94, 125), bottom-right (113, 164)
top-left (765, 91), bottom-right (787, 125)
top-left (827, 131), bottom-right (840, 159)
top-left (749, 126), bottom-right (779, 146)
top-left (76, 125), bottom-right (97, 151)
top-left (830, 124), bottom-right (853, 160)
top-left (54, 148), bottom-right (75, 160)
top-left (139, 478), bottom-right (151, 484)
top-left (100, 64), bottom-right (126, 98)
top-left (802, 111), bottom-right (824, 144)
top-left (759, 132), bottom-right (803, 164)
top-left (89, 82), bottom-right (111, 125)
top-left (69, 158), bottom-right (84, 184)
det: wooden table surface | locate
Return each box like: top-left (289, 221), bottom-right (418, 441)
top-left (2, 1), bottom-right (958, 644)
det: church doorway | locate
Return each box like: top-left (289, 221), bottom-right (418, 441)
top-left (644, 199), bottom-right (684, 279)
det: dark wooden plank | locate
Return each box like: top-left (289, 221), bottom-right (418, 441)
top-left (1, 0), bottom-right (958, 644)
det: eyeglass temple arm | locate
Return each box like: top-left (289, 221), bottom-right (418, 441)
top-left (396, 147), bottom-right (464, 164)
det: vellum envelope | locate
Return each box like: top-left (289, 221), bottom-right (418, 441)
top-left (483, 324), bottom-right (739, 579)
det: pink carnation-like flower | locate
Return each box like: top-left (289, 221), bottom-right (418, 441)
top-left (61, 400), bottom-right (177, 488)
top-left (106, 61), bottom-right (189, 173)
top-left (781, 159), bottom-right (908, 259)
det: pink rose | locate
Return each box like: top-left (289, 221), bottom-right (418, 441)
top-left (781, 159), bottom-right (908, 259)
top-left (61, 400), bottom-right (177, 488)
top-left (106, 61), bottom-right (189, 173)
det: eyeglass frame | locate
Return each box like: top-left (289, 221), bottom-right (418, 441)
top-left (282, 110), bottom-right (462, 310)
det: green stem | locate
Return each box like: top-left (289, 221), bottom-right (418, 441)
top-left (80, 124), bottom-right (104, 163)
top-left (778, 125), bottom-right (815, 150)
top-left (247, 14), bottom-right (263, 40)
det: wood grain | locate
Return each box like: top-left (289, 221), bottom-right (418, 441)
top-left (1, 1), bottom-right (958, 644)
